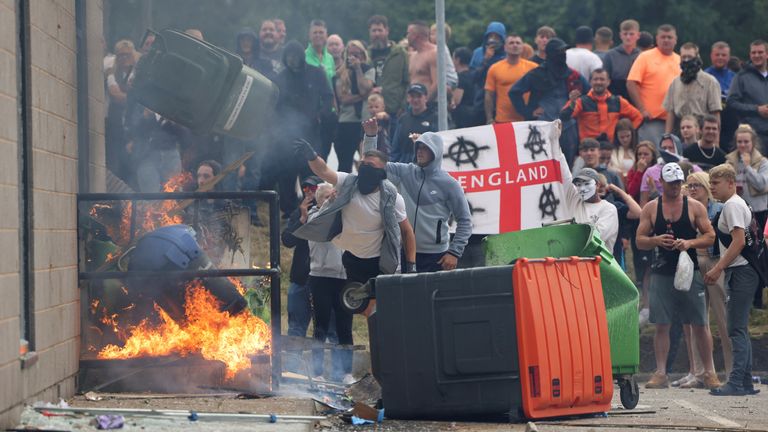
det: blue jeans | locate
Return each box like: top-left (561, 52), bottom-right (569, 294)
top-left (287, 282), bottom-right (311, 337)
top-left (724, 265), bottom-right (759, 388)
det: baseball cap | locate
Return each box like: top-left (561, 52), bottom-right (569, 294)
top-left (545, 37), bottom-right (570, 54)
top-left (661, 162), bottom-right (685, 182)
top-left (573, 167), bottom-right (600, 183)
top-left (301, 175), bottom-right (323, 187)
top-left (574, 26), bottom-right (594, 45)
top-left (407, 83), bottom-right (428, 95)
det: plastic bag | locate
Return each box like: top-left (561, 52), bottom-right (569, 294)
top-left (674, 252), bottom-right (694, 291)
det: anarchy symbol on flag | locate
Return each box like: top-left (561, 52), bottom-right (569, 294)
top-left (436, 121), bottom-right (566, 235)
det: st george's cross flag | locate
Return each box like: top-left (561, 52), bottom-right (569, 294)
top-left (437, 121), bottom-right (567, 235)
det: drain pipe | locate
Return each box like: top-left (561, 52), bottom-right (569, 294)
top-left (75, 0), bottom-right (90, 192)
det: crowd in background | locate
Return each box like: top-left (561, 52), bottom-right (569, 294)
top-left (101, 14), bottom-right (768, 393)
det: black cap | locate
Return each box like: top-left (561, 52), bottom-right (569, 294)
top-left (301, 175), bottom-right (323, 187)
top-left (407, 83), bottom-right (428, 95)
top-left (574, 26), bottom-right (594, 45)
top-left (545, 37), bottom-right (570, 55)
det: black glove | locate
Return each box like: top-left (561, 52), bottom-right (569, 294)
top-left (294, 138), bottom-right (318, 161)
top-left (403, 261), bottom-right (417, 274)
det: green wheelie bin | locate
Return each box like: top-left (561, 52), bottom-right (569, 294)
top-left (484, 222), bottom-right (640, 409)
top-left (131, 29), bottom-right (278, 140)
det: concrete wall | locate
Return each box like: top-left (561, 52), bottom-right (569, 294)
top-left (0, 0), bottom-right (105, 428)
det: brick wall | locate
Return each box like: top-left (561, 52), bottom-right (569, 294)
top-left (0, 0), bottom-right (104, 428)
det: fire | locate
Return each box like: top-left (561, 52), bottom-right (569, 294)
top-left (98, 280), bottom-right (271, 379)
top-left (228, 277), bottom-right (247, 296)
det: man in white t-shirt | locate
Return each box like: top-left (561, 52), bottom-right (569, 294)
top-left (293, 139), bottom-right (417, 287)
top-left (706, 163), bottom-right (761, 396)
top-left (566, 26), bottom-right (603, 80)
top-left (560, 164), bottom-right (619, 251)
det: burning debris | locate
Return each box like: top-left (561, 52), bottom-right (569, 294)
top-left (98, 279), bottom-right (270, 379)
top-left (80, 174), bottom-right (274, 390)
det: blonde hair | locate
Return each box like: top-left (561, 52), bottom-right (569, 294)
top-left (367, 93), bottom-right (384, 104)
top-left (709, 163), bottom-right (737, 182)
top-left (338, 40), bottom-right (370, 96)
top-left (686, 171), bottom-right (712, 200)
top-left (315, 183), bottom-right (334, 207)
top-left (733, 124), bottom-right (763, 154)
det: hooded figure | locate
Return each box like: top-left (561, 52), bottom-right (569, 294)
top-left (363, 131), bottom-right (472, 270)
top-left (273, 40), bottom-right (335, 144)
top-left (509, 38), bottom-right (590, 165)
top-left (235, 27), bottom-right (276, 80)
top-left (469, 22), bottom-right (507, 70)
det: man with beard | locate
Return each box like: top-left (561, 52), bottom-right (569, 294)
top-left (368, 15), bottom-right (409, 125)
top-left (627, 24), bottom-right (681, 145)
top-left (663, 43), bottom-right (722, 134)
top-left (262, 41), bottom-right (334, 218)
top-left (509, 37), bottom-right (590, 166)
top-left (293, 139), bottom-right (417, 289)
top-left (683, 115), bottom-right (727, 170)
top-left (259, 20), bottom-right (284, 66)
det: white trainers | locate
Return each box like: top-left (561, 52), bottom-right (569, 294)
top-left (638, 308), bottom-right (650, 326)
top-left (671, 373), bottom-right (695, 387)
top-left (342, 374), bottom-right (356, 385)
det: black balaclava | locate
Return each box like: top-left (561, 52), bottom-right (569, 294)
top-left (357, 164), bottom-right (386, 195)
top-left (680, 57), bottom-right (703, 84)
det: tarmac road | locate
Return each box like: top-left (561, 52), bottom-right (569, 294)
top-left (329, 378), bottom-right (767, 432)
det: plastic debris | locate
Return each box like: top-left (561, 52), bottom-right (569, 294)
top-left (95, 415), bottom-right (124, 429)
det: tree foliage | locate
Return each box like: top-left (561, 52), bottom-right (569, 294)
top-left (106, 0), bottom-right (767, 62)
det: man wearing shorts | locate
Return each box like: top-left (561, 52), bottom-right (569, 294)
top-left (636, 162), bottom-right (720, 389)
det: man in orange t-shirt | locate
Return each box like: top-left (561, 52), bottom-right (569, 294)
top-left (484, 34), bottom-right (538, 123)
top-left (627, 24), bottom-right (681, 146)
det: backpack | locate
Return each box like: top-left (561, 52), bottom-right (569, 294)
top-left (713, 204), bottom-right (768, 286)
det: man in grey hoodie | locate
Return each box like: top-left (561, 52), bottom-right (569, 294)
top-left (363, 118), bottom-right (472, 271)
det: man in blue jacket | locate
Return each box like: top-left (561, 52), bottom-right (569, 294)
top-left (362, 118), bottom-right (472, 271)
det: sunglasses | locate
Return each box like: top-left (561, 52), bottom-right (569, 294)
top-left (302, 185), bottom-right (318, 193)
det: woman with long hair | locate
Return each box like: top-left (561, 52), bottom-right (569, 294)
top-left (333, 40), bottom-right (375, 172)
top-left (610, 118), bottom-right (639, 180)
top-left (725, 124), bottom-right (768, 308)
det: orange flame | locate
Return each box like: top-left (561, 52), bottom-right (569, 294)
top-left (98, 280), bottom-right (271, 379)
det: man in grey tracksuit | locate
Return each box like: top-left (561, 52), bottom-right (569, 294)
top-left (363, 118), bottom-right (473, 272)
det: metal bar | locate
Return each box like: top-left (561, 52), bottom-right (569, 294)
top-left (75, 0), bottom-right (90, 193)
top-left (129, 199), bottom-right (137, 242)
top-left (34, 407), bottom-right (325, 422)
top-left (435, 0), bottom-right (448, 131)
top-left (80, 355), bottom-right (270, 369)
top-left (78, 191), bottom-right (279, 201)
top-left (79, 268), bottom-right (279, 280)
top-left (269, 192), bottom-right (281, 390)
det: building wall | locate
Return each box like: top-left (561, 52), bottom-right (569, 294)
top-left (0, 0), bottom-right (105, 428)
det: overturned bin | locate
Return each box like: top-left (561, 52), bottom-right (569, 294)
top-left (131, 29), bottom-right (278, 140)
top-left (368, 258), bottom-right (614, 421)
top-left (484, 223), bottom-right (640, 407)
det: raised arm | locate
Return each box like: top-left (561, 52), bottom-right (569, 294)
top-left (294, 139), bottom-right (338, 185)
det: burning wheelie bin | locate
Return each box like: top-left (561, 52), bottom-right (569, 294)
top-left (484, 222), bottom-right (640, 409)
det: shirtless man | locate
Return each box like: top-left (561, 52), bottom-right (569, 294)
top-left (406, 20), bottom-right (438, 101)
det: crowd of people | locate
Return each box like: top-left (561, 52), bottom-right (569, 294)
top-left (102, 16), bottom-right (768, 393)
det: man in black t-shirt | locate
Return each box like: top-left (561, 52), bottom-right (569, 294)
top-left (451, 47), bottom-right (480, 128)
top-left (682, 115), bottom-right (726, 170)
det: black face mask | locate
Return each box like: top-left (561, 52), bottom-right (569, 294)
top-left (357, 164), bottom-right (386, 195)
top-left (680, 58), bottom-right (702, 84)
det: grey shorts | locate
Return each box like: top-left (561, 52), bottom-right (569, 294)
top-left (649, 272), bottom-right (708, 326)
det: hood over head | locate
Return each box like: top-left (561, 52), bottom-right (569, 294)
top-left (483, 21), bottom-right (507, 46)
top-left (282, 40), bottom-right (306, 71)
top-left (415, 131), bottom-right (444, 172)
top-left (235, 27), bottom-right (259, 57)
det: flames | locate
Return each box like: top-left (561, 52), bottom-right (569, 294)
top-left (98, 280), bottom-right (271, 379)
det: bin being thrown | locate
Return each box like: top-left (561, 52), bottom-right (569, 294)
top-left (131, 29), bottom-right (278, 140)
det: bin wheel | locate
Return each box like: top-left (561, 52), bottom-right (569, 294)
top-left (619, 376), bottom-right (639, 409)
top-left (340, 282), bottom-right (370, 315)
